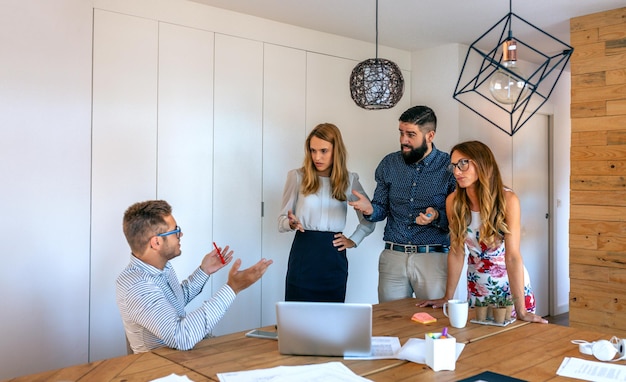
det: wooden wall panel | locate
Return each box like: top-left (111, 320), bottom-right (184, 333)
top-left (572, 115), bottom-right (626, 131)
top-left (572, 83), bottom-right (626, 103)
top-left (608, 99), bottom-right (626, 114)
top-left (570, 176), bottom-right (626, 192)
top-left (570, 191), bottom-right (626, 205)
top-left (570, 219), bottom-right (626, 235)
top-left (571, 10), bottom-right (626, 32)
top-left (570, 7), bottom-right (626, 335)
top-left (571, 100), bottom-right (606, 119)
top-left (571, 131), bottom-right (607, 147)
top-left (571, 145), bottom-right (626, 160)
top-left (570, 29), bottom-right (599, 46)
top-left (570, 248), bottom-right (626, 269)
top-left (607, 69), bottom-right (626, 85)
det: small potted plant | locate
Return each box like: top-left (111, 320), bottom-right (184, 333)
top-left (503, 297), bottom-right (514, 321)
top-left (485, 296), bottom-right (496, 321)
top-left (474, 298), bottom-right (489, 322)
top-left (491, 296), bottom-right (507, 324)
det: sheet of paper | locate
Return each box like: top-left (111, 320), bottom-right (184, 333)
top-left (344, 336), bottom-right (401, 360)
top-left (396, 338), bottom-right (465, 364)
top-left (150, 374), bottom-right (194, 382)
top-left (217, 361), bottom-right (372, 382)
top-left (557, 357), bottom-right (626, 381)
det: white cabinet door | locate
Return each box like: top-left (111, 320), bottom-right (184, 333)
top-left (212, 34), bottom-right (264, 334)
top-left (157, 22), bottom-right (215, 313)
top-left (91, 10), bottom-right (158, 360)
top-left (261, 44), bottom-right (307, 325)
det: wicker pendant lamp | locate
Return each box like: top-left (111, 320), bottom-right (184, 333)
top-left (349, 0), bottom-right (404, 110)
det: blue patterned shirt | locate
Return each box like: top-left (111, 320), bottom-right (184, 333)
top-left (365, 144), bottom-right (456, 245)
top-left (116, 256), bottom-right (236, 352)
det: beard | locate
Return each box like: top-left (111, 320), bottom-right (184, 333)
top-left (163, 238), bottom-right (182, 260)
top-left (401, 138), bottom-right (428, 164)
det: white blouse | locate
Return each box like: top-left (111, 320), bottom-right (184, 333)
top-left (277, 169), bottom-right (375, 246)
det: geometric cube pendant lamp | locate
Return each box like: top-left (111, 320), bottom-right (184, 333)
top-left (453, 0), bottom-right (573, 136)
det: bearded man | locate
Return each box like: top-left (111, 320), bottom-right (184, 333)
top-left (349, 105), bottom-right (459, 302)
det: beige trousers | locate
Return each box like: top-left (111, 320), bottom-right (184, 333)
top-left (377, 248), bottom-right (448, 302)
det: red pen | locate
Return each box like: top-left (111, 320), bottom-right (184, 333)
top-left (213, 242), bottom-right (226, 264)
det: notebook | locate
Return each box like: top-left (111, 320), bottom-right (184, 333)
top-left (275, 301), bottom-right (372, 357)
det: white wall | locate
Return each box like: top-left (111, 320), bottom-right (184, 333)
top-left (410, 44), bottom-right (462, 153)
top-left (0, 0), bottom-right (93, 378)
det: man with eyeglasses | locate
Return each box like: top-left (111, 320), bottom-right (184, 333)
top-left (116, 200), bottom-right (273, 353)
top-left (350, 105), bottom-right (459, 303)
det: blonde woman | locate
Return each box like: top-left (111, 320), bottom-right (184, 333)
top-left (278, 123), bottom-right (375, 302)
top-left (418, 141), bottom-right (547, 323)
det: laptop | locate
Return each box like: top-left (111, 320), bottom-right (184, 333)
top-left (275, 301), bottom-right (372, 357)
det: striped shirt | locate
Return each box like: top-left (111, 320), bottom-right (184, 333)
top-left (366, 145), bottom-right (456, 246)
top-left (116, 255), bottom-right (236, 352)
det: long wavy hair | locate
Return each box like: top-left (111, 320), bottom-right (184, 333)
top-left (300, 123), bottom-right (349, 201)
top-left (449, 141), bottom-right (509, 250)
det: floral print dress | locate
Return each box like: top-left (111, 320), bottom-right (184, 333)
top-left (465, 211), bottom-right (537, 315)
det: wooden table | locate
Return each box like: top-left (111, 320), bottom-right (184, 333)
top-left (365, 322), bottom-right (611, 381)
top-left (16, 298), bottom-right (604, 382)
top-left (3, 352), bottom-right (211, 382)
top-left (152, 298), bottom-right (529, 380)
top-left (368, 297), bottom-right (529, 345)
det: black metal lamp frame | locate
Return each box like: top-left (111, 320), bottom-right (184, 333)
top-left (453, 10), bottom-right (573, 136)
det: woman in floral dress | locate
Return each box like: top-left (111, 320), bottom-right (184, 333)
top-left (419, 140), bottom-right (547, 324)
top-left (465, 208), bottom-right (535, 312)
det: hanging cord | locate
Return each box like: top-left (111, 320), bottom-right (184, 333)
top-left (507, 0), bottom-right (513, 37)
top-left (375, 0), bottom-right (379, 59)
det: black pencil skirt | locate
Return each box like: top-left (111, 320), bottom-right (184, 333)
top-left (284, 230), bottom-right (348, 302)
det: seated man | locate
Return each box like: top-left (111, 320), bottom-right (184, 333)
top-left (116, 200), bottom-right (273, 353)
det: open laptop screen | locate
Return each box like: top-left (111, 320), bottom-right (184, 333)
top-left (276, 301), bottom-right (372, 357)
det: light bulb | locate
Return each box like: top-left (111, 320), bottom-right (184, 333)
top-left (488, 39), bottom-right (528, 105)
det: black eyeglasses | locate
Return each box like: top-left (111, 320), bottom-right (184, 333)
top-left (447, 159), bottom-right (472, 173)
top-left (157, 225), bottom-right (181, 238)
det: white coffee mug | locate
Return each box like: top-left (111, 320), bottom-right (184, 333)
top-left (443, 299), bottom-right (469, 328)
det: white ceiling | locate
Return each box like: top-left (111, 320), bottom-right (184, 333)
top-left (188, 0), bottom-right (624, 53)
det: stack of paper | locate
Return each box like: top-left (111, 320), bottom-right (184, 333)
top-left (557, 357), bottom-right (626, 381)
top-left (344, 336), bottom-right (402, 360)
